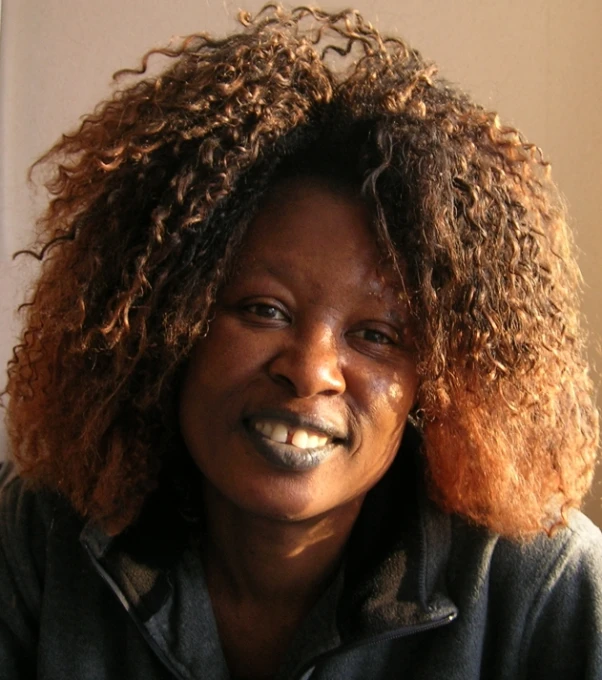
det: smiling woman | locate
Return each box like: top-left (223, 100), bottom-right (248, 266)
top-left (180, 177), bottom-right (418, 525)
top-left (1, 4), bottom-right (601, 680)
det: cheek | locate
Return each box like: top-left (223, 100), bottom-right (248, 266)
top-left (185, 324), bottom-right (262, 390)
top-left (359, 383), bottom-right (415, 483)
top-left (178, 322), bottom-right (277, 444)
top-left (202, 316), bottom-right (280, 376)
top-left (178, 335), bottom-right (239, 435)
top-left (361, 370), bottom-right (418, 446)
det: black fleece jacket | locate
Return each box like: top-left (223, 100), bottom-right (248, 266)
top-left (1, 447), bottom-right (601, 680)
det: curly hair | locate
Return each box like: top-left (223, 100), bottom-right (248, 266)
top-left (4, 4), bottom-right (598, 538)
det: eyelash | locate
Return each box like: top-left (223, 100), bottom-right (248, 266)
top-left (243, 302), bottom-right (288, 321)
top-left (352, 328), bottom-right (398, 346)
top-left (242, 302), bottom-right (404, 348)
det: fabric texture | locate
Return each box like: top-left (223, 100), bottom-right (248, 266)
top-left (1, 443), bottom-right (601, 680)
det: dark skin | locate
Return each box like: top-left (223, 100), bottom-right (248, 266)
top-left (202, 483), bottom-right (361, 679)
top-left (179, 179), bottom-right (418, 678)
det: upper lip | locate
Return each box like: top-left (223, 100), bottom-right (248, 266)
top-left (245, 407), bottom-right (349, 443)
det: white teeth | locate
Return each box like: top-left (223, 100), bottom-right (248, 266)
top-left (257, 421), bottom-right (273, 437)
top-left (291, 430), bottom-right (308, 449)
top-left (307, 434), bottom-right (325, 448)
top-left (271, 423), bottom-right (288, 443)
top-left (254, 420), bottom-right (330, 450)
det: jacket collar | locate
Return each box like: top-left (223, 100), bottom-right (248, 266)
top-left (80, 426), bottom-right (457, 676)
top-left (338, 428), bottom-right (457, 641)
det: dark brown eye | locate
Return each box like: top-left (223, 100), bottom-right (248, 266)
top-left (356, 328), bottom-right (395, 345)
top-left (245, 303), bottom-right (287, 321)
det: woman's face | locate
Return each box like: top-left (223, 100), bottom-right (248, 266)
top-left (179, 179), bottom-right (418, 522)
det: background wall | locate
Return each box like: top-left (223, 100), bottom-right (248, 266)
top-left (1, 0), bottom-right (601, 524)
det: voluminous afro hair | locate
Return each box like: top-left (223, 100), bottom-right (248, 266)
top-left (4, 5), bottom-right (598, 537)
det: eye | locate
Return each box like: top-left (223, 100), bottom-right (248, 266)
top-left (243, 302), bottom-right (289, 322)
top-left (353, 328), bottom-right (397, 345)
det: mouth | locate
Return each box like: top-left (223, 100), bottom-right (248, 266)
top-left (254, 419), bottom-right (331, 449)
top-left (244, 411), bottom-right (347, 472)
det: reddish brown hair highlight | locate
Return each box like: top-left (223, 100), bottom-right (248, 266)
top-left (4, 5), bottom-right (598, 537)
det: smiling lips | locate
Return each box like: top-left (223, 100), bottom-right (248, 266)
top-left (248, 416), bottom-right (342, 472)
top-left (254, 419), bottom-right (330, 450)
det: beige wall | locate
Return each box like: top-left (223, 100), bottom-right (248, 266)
top-left (1, 0), bottom-right (601, 524)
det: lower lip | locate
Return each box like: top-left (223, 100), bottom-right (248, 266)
top-left (245, 425), bottom-right (337, 472)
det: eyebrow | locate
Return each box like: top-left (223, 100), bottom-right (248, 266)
top-left (244, 260), bottom-right (412, 325)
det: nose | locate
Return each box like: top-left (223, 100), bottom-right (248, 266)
top-left (268, 325), bottom-right (346, 398)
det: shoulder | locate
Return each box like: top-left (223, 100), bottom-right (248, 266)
top-left (511, 513), bottom-right (602, 675)
top-left (0, 461), bottom-right (78, 671)
top-left (510, 511), bottom-right (602, 621)
top-left (0, 461), bottom-right (47, 545)
top-left (450, 509), bottom-right (602, 609)
top-left (448, 510), bottom-right (602, 678)
top-left (0, 461), bottom-right (83, 581)
top-left (0, 461), bottom-right (70, 535)
top-left (553, 509), bottom-right (602, 560)
top-left (493, 511), bottom-right (602, 592)
top-left (449, 507), bottom-right (602, 581)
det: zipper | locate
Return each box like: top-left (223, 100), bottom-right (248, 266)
top-left (293, 609), bottom-right (458, 680)
top-left (84, 540), bottom-right (457, 680)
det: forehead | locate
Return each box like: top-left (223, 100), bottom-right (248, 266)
top-left (248, 178), bottom-right (372, 249)
top-left (231, 178), bottom-right (406, 302)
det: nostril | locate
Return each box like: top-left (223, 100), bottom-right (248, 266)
top-left (267, 344), bottom-right (345, 398)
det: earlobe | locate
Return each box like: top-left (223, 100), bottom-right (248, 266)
top-left (197, 306), bottom-right (216, 340)
top-left (407, 403), bottom-right (425, 432)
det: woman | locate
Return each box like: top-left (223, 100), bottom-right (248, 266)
top-left (1, 5), bottom-right (601, 679)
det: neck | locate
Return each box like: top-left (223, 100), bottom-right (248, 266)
top-left (201, 480), bottom-right (363, 607)
top-left (200, 481), bottom-right (364, 679)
